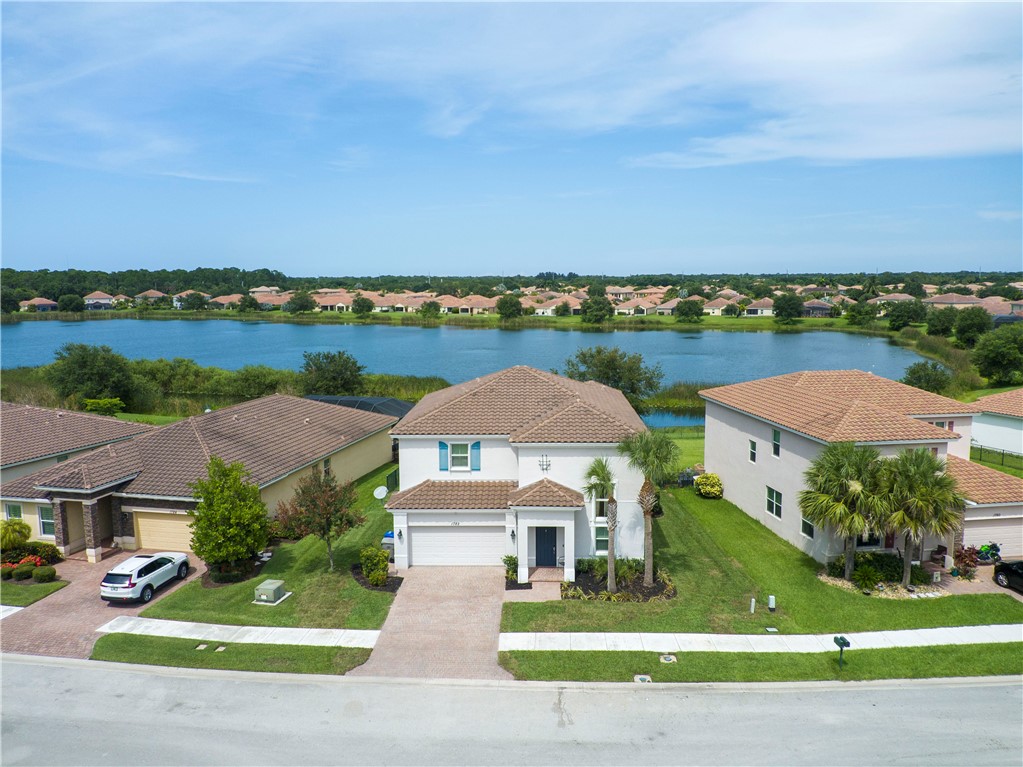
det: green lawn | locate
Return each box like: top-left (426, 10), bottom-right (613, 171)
top-left (142, 463), bottom-right (398, 629)
top-left (116, 412), bottom-right (183, 425)
top-left (959, 384), bottom-right (1022, 403)
top-left (91, 634), bottom-right (369, 675)
top-left (501, 488), bottom-right (1023, 634)
top-left (0, 579), bottom-right (67, 606)
top-left (500, 643), bottom-right (1023, 683)
top-left (658, 427), bottom-right (704, 468)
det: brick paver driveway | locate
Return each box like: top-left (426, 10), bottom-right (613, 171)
top-left (351, 567), bottom-right (512, 680)
top-left (1, 550), bottom-right (200, 659)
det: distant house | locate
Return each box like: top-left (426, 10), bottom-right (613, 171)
top-left (971, 389), bottom-right (1023, 455)
top-left (702, 297), bottom-right (736, 316)
top-left (656, 297), bottom-right (681, 316)
top-left (923, 293), bottom-right (983, 310)
top-left (745, 298), bottom-right (774, 317)
top-left (605, 286), bottom-right (636, 302)
top-left (249, 286), bottom-right (282, 296)
top-left (801, 299), bottom-right (833, 318)
top-left (19, 297), bottom-right (58, 312)
top-left (533, 296), bottom-right (581, 316)
top-left (83, 291), bottom-right (114, 310)
top-left (134, 289), bottom-right (168, 303)
top-left (172, 290), bottom-right (211, 309)
top-left (867, 293), bottom-right (917, 306)
top-left (614, 297), bottom-right (657, 316)
top-left (209, 294), bottom-right (244, 309)
top-left (112, 294), bottom-right (131, 306)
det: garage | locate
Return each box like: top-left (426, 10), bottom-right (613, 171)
top-left (964, 516), bottom-right (1023, 558)
top-left (134, 511), bottom-right (194, 552)
top-left (408, 525), bottom-right (505, 566)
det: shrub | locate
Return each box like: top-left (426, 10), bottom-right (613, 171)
top-left (615, 558), bottom-right (643, 583)
top-left (0, 541), bottom-right (64, 566)
top-left (574, 558), bottom-right (597, 574)
top-left (32, 566), bottom-right (57, 583)
top-left (694, 473), bottom-right (723, 498)
top-left (1, 564), bottom-right (14, 579)
top-left (270, 502), bottom-right (308, 541)
top-left (359, 545), bottom-right (390, 587)
top-left (826, 552), bottom-right (927, 585)
top-left (502, 555), bottom-right (518, 583)
top-left (1, 519), bottom-right (31, 549)
top-left (954, 546), bottom-right (979, 580)
top-left (209, 570), bottom-right (246, 584)
top-left (12, 564), bottom-right (35, 581)
top-left (18, 555), bottom-right (45, 568)
top-left (851, 565), bottom-right (882, 592)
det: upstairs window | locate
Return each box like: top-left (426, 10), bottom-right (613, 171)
top-left (749, 440), bottom-right (757, 463)
top-left (772, 429), bottom-right (781, 457)
top-left (766, 487), bottom-right (782, 518)
top-left (439, 441), bottom-right (481, 471)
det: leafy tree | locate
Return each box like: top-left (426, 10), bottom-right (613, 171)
top-left (772, 293), bottom-right (804, 325)
top-left (580, 295), bottom-right (614, 324)
top-left (582, 457), bottom-right (618, 594)
top-left (495, 294), bottom-right (524, 320)
top-left (83, 397), bottom-right (126, 416)
top-left (57, 294), bottom-right (85, 312)
top-left (973, 324), bottom-right (1023, 385)
top-left (351, 296), bottom-right (375, 317)
top-left (276, 470), bottom-right (361, 571)
top-left (900, 362), bottom-right (952, 394)
top-left (926, 306), bottom-right (958, 337)
top-left (618, 431), bottom-right (679, 587)
top-left (799, 443), bottom-right (884, 581)
top-left (562, 346), bottom-right (663, 410)
top-left (885, 300), bottom-right (927, 331)
top-left (180, 292), bottom-right (209, 311)
top-left (662, 286), bottom-right (680, 301)
top-left (953, 306), bottom-right (993, 347)
top-left (586, 282), bottom-right (606, 300)
top-left (301, 350), bottom-right (365, 395)
top-left (0, 293), bottom-right (19, 314)
top-left (419, 300), bottom-right (441, 318)
top-left (237, 294), bottom-right (261, 312)
top-left (844, 299), bottom-right (878, 326)
top-left (879, 449), bottom-right (963, 587)
top-left (189, 456), bottom-right (270, 569)
top-left (673, 300), bottom-right (704, 323)
top-left (829, 303), bottom-right (844, 318)
top-left (287, 290), bottom-right (317, 314)
top-left (553, 301), bottom-right (572, 317)
top-left (0, 519), bottom-right (31, 549)
top-left (46, 343), bottom-right (138, 408)
top-left (722, 302), bottom-right (743, 318)
top-left (901, 279), bottom-right (926, 299)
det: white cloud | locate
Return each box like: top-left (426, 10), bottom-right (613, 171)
top-left (978, 210), bottom-right (1023, 221)
top-left (328, 146), bottom-right (372, 172)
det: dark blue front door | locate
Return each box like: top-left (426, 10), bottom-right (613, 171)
top-left (536, 527), bottom-right (557, 567)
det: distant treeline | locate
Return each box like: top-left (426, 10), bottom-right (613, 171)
top-left (3, 266), bottom-right (1021, 305)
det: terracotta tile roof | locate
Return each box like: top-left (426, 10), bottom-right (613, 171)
top-left (703, 297), bottom-right (735, 309)
top-left (946, 456), bottom-right (1023, 505)
top-left (867, 293), bottom-right (917, 304)
top-left (135, 289), bottom-right (167, 299)
top-left (974, 389), bottom-right (1023, 419)
top-left (803, 299), bottom-right (832, 308)
top-left (0, 402), bottom-right (155, 468)
top-left (386, 480), bottom-right (517, 510)
top-left (83, 291), bottom-right (113, 300)
top-left (19, 297), bottom-right (58, 307)
top-left (392, 366), bottom-right (645, 443)
top-left (747, 298), bottom-right (774, 309)
top-left (923, 293), bottom-right (983, 305)
top-left (210, 294), bottom-right (244, 305)
top-left (2, 395), bottom-right (395, 500)
top-left (700, 371), bottom-right (975, 444)
top-left (509, 478), bottom-right (584, 507)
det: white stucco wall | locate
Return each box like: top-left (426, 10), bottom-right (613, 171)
top-left (971, 413), bottom-right (1022, 454)
top-left (913, 415), bottom-right (973, 459)
top-left (397, 437), bottom-right (518, 488)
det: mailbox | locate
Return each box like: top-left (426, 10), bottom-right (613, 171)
top-left (834, 635), bottom-right (851, 669)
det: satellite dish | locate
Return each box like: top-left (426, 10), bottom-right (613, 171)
top-left (373, 486), bottom-right (388, 500)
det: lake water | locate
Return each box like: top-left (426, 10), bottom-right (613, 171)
top-left (1, 319), bottom-right (922, 391)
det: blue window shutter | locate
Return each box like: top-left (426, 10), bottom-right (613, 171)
top-left (439, 441), bottom-right (449, 471)
top-left (470, 441), bottom-right (481, 471)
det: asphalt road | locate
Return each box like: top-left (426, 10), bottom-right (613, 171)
top-left (2, 655), bottom-right (1021, 766)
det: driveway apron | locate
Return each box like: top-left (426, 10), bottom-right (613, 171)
top-left (351, 567), bottom-right (512, 680)
top-left (0, 550), bottom-right (200, 659)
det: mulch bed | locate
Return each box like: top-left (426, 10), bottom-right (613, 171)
top-left (568, 570), bottom-right (675, 601)
top-left (505, 580), bottom-right (532, 591)
top-left (351, 564), bottom-right (403, 593)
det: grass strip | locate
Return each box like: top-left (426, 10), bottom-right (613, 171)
top-left (0, 579), bottom-right (67, 606)
top-left (91, 634), bottom-right (369, 675)
top-left (500, 643), bottom-right (1023, 683)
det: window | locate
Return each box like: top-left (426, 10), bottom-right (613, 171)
top-left (856, 533), bottom-right (881, 548)
top-left (801, 517), bottom-right (814, 539)
top-left (772, 429), bottom-right (781, 457)
top-left (595, 525), bottom-right (608, 554)
top-left (595, 499), bottom-right (608, 519)
top-left (4, 503), bottom-right (22, 520)
top-left (766, 487), bottom-right (782, 518)
top-left (749, 440), bottom-right (757, 463)
top-left (934, 421), bottom-right (945, 429)
top-left (449, 443), bottom-right (470, 470)
top-left (947, 420), bottom-right (955, 431)
top-left (322, 458), bottom-right (332, 476)
top-left (39, 506), bottom-right (55, 536)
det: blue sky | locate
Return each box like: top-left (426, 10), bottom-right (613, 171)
top-left (3, 2), bottom-right (1021, 276)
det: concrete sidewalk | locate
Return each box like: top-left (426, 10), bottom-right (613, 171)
top-left (97, 616), bottom-right (378, 648)
top-left (498, 623), bottom-right (1023, 653)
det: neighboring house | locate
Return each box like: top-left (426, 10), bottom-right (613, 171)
top-left (209, 293), bottom-right (244, 309)
top-left (702, 297), bottom-right (736, 316)
top-left (605, 286), bottom-right (636, 302)
top-left (19, 297), bottom-right (58, 312)
top-left (802, 299), bottom-right (833, 318)
top-left (971, 389), bottom-right (1023, 454)
top-left (745, 298), bottom-right (774, 317)
top-left (923, 293), bottom-right (984, 309)
top-left (533, 296), bottom-right (581, 316)
top-left (614, 298), bottom-right (658, 316)
top-left (172, 290), bottom-right (211, 309)
top-left (656, 298), bottom-right (681, 316)
top-left (248, 286), bottom-right (281, 296)
top-left (0, 396), bottom-right (396, 563)
top-left (386, 366), bottom-right (646, 583)
top-left (83, 291), bottom-right (115, 310)
top-left (944, 456), bottom-right (1023, 557)
top-left (698, 371), bottom-right (1005, 562)
top-left (867, 293), bottom-right (917, 307)
top-left (112, 294), bottom-right (131, 307)
top-left (134, 289), bottom-right (168, 303)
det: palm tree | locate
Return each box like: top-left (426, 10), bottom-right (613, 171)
top-left (582, 457), bottom-right (618, 594)
top-left (880, 449), bottom-right (964, 587)
top-left (618, 431), bottom-right (680, 587)
top-left (798, 442), bottom-right (884, 581)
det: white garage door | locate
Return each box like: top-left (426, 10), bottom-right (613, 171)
top-left (409, 525), bottom-right (505, 566)
top-left (134, 512), bottom-right (193, 552)
top-left (965, 518), bottom-right (1023, 558)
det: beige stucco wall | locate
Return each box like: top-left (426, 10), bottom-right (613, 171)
top-left (261, 429), bottom-right (392, 515)
top-left (4, 500), bottom-right (49, 541)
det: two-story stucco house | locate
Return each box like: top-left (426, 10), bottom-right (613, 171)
top-left (700, 371), bottom-right (1023, 561)
top-left (386, 366), bottom-right (646, 583)
top-left (971, 389), bottom-right (1022, 454)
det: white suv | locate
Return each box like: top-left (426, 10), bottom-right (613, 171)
top-left (100, 552), bottom-right (190, 603)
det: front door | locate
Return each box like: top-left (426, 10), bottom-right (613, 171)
top-left (536, 527), bottom-right (557, 567)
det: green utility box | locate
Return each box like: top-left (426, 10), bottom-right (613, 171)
top-left (255, 579), bottom-right (286, 603)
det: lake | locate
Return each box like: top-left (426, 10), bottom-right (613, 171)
top-left (1, 319), bottom-right (922, 390)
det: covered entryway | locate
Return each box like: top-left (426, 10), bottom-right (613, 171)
top-left (134, 511), bottom-right (193, 551)
top-left (535, 526), bottom-right (558, 567)
top-left (408, 525), bottom-right (504, 566)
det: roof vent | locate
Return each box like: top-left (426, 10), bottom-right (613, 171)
top-left (304, 418), bottom-right (311, 424)
top-left (232, 415), bottom-right (239, 421)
